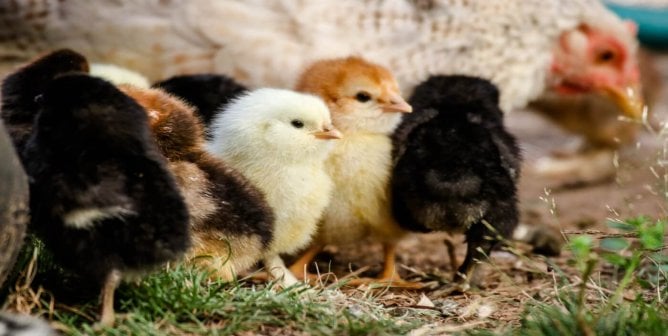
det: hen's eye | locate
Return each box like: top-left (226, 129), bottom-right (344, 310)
top-left (355, 91), bottom-right (372, 103)
top-left (597, 50), bottom-right (615, 63)
top-left (291, 120), bottom-right (304, 128)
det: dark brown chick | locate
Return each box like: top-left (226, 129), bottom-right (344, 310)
top-left (119, 85), bottom-right (274, 281)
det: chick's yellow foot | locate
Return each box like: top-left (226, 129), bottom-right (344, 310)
top-left (342, 242), bottom-right (423, 289)
top-left (288, 245), bottom-right (322, 281)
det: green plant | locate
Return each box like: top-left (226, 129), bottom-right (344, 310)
top-left (511, 216), bottom-right (667, 336)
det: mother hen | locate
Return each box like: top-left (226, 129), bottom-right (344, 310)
top-left (0, 0), bottom-right (644, 180)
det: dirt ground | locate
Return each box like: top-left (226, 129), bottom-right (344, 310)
top-left (298, 49), bottom-right (668, 329)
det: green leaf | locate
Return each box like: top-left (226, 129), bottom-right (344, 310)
top-left (639, 220), bottom-right (665, 250)
top-left (569, 235), bottom-right (593, 258)
top-left (606, 220), bottom-right (635, 232)
top-left (600, 237), bottom-right (630, 252)
top-left (626, 216), bottom-right (651, 228)
top-left (602, 253), bottom-right (629, 267)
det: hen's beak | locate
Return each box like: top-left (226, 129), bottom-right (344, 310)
top-left (312, 126), bottom-right (343, 140)
top-left (600, 83), bottom-right (644, 121)
top-left (382, 92), bottom-right (413, 113)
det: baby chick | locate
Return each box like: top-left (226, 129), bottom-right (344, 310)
top-left (1, 50), bottom-right (190, 325)
top-left (207, 88), bottom-right (341, 287)
top-left (119, 85), bottom-right (274, 281)
top-left (392, 75), bottom-right (521, 291)
top-left (292, 56), bottom-right (413, 286)
top-left (1, 49), bottom-right (89, 151)
top-left (153, 74), bottom-right (248, 128)
top-left (89, 63), bottom-right (151, 88)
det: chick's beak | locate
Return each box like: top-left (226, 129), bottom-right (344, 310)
top-left (600, 83), bottom-right (644, 121)
top-left (311, 125), bottom-right (343, 140)
top-left (382, 92), bottom-right (413, 113)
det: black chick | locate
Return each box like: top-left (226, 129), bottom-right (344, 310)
top-left (1, 49), bottom-right (89, 151)
top-left (2, 50), bottom-right (190, 326)
top-left (152, 74), bottom-right (247, 130)
top-left (391, 75), bottom-right (521, 290)
top-left (119, 85), bottom-right (274, 281)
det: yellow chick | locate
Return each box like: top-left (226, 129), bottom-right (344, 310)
top-left (292, 56), bottom-right (413, 285)
top-left (207, 88), bottom-right (341, 287)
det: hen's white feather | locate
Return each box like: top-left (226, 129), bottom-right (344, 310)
top-left (0, 0), bottom-right (634, 112)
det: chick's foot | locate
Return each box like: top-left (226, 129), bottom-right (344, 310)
top-left (288, 245), bottom-right (322, 281)
top-left (343, 242), bottom-right (423, 289)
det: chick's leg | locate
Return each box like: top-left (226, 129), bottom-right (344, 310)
top-left (99, 269), bottom-right (122, 327)
top-left (288, 244), bottom-right (322, 281)
top-left (379, 242), bottom-right (400, 280)
top-left (436, 222), bottom-right (495, 296)
top-left (344, 243), bottom-right (423, 289)
top-left (264, 254), bottom-right (299, 288)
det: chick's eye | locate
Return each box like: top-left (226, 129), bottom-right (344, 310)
top-left (355, 91), bottom-right (372, 103)
top-left (291, 120), bottom-right (304, 128)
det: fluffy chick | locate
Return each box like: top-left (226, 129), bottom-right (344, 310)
top-left (392, 75), bottom-right (521, 290)
top-left (153, 74), bottom-right (248, 128)
top-left (2, 51), bottom-right (190, 326)
top-left (119, 85), bottom-right (273, 281)
top-left (89, 63), bottom-right (151, 88)
top-left (292, 56), bottom-right (413, 285)
top-left (1, 49), bottom-right (89, 151)
top-left (207, 88), bottom-right (340, 287)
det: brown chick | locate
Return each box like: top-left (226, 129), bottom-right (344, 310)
top-left (119, 85), bottom-right (274, 281)
top-left (291, 56), bottom-right (414, 286)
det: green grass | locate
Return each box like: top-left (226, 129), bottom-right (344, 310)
top-left (466, 216), bottom-right (668, 336)
top-left (43, 264), bottom-right (423, 335)
top-left (6, 256), bottom-right (422, 335)
top-left (2, 215), bottom-right (666, 335)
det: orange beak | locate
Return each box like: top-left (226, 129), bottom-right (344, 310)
top-left (311, 126), bottom-right (343, 140)
top-left (381, 92), bottom-right (413, 113)
top-left (600, 83), bottom-right (644, 121)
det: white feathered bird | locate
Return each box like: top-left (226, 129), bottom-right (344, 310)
top-left (0, 0), bottom-right (641, 111)
top-left (0, 0), bottom-right (643, 179)
top-left (207, 88), bottom-right (341, 287)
